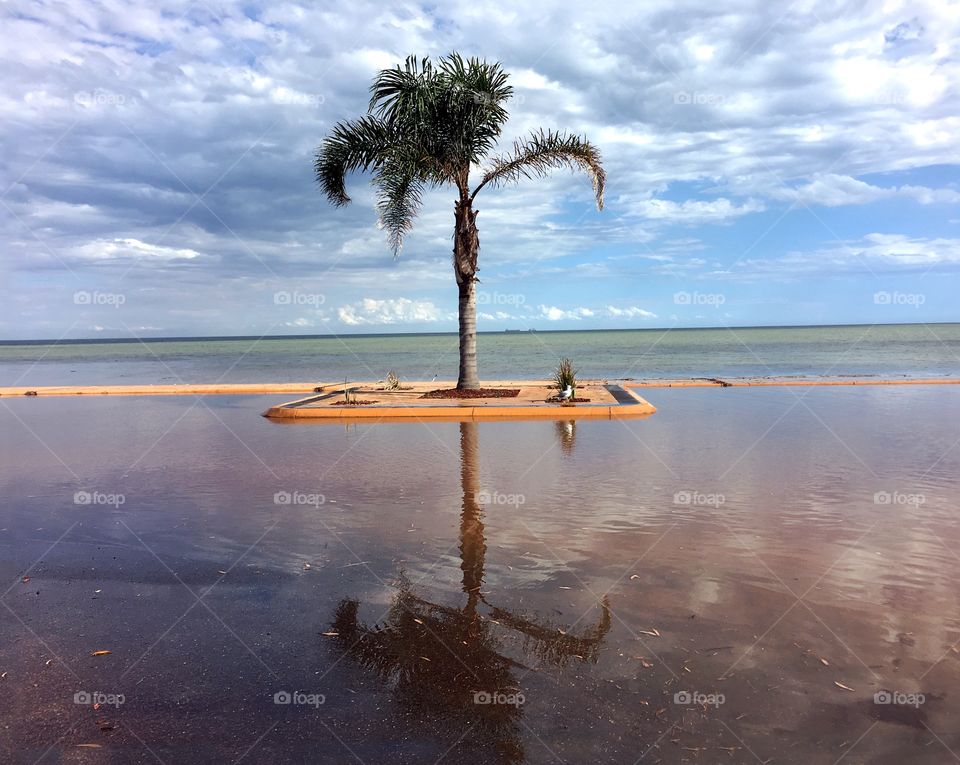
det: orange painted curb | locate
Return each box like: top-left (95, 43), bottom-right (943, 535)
top-left (0, 383), bottom-right (328, 397)
top-left (263, 405), bottom-right (656, 421)
top-left (263, 396), bottom-right (657, 422)
top-left (627, 378), bottom-right (960, 389)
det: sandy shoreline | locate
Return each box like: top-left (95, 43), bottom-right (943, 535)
top-left (1, 377), bottom-right (957, 397)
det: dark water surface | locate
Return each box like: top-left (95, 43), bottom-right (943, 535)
top-left (2, 386), bottom-right (959, 763)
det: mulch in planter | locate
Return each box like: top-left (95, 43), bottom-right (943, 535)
top-left (420, 388), bottom-right (521, 399)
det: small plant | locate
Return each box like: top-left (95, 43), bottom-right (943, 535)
top-left (553, 358), bottom-right (578, 397)
top-left (343, 377), bottom-right (353, 404)
top-left (385, 370), bottom-right (401, 390)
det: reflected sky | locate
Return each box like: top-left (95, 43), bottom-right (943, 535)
top-left (1, 387), bottom-right (959, 762)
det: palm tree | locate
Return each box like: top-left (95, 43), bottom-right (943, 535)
top-left (315, 53), bottom-right (605, 390)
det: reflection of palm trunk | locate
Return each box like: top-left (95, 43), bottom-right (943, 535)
top-left (328, 421), bottom-right (608, 763)
top-left (459, 422), bottom-right (485, 616)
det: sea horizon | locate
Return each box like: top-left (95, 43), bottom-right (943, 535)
top-left (2, 320), bottom-right (957, 346)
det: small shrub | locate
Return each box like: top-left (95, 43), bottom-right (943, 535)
top-left (385, 370), bottom-right (401, 390)
top-left (553, 358), bottom-right (578, 396)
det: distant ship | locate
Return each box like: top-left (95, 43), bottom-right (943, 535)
top-left (504, 329), bottom-right (537, 333)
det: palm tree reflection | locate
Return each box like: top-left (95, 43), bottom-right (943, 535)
top-left (330, 422), bottom-right (609, 761)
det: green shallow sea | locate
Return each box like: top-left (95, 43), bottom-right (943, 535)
top-left (0, 323), bottom-right (957, 385)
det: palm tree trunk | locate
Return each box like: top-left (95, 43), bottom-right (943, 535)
top-left (457, 280), bottom-right (479, 389)
top-left (454, 199), bottom-right (480, 390)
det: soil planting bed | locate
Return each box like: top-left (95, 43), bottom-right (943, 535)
top-left (420, 388), bottom-right (521, 399)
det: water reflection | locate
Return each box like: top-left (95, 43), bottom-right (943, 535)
top-left (330, 422), bottom-right (610, 761)
top-left (554, 419), bottom-right (576, 455)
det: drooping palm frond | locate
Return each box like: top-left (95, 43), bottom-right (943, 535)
top-left (315, 115), bottom-right (433, 255)
top-left (374, 160), bottom-right (425, 256)
top-left (473, 129), bottom-right (606, 210)
top-left (314, 115), bottom-right (394, 206)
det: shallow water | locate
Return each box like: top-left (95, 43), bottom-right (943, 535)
top-left (1, 386), bottom-right (959, 763)
top-left (1, 323), bottom-right (958, 385)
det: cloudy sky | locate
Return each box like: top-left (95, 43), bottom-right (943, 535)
top-left (2, 0), bottom-right (958, 340)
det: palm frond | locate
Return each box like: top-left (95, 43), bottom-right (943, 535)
top-left (314, 116), bottom-right (393, 206)
top-left (473, 129), bottom-right (606, 210)
top-left (374, 161), bottom-right (425, 257)
top-left (439, 54), bottom-right (513, 161)
top-left (367, 54), bottom-right (513, 186)
top-left (368, 55), bottom-right (438, 127)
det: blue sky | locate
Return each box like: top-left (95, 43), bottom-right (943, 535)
top-left (2, 0), bottom-right (958, 339)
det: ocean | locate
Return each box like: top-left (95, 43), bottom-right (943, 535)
top-left (1, 323), bottom-right (958, 386)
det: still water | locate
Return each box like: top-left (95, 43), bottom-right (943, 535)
top-left (1, 386), bottom-right (959, 763)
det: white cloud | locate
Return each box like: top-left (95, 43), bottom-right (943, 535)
top-left (536, 304), bottom-right (656, 321)
top-left (730, 233), bottom-right (960, 278)
top-left (74, 238), bottom-right (201, 261)
top-left (631, 198), bottom-right (765, 224)
top-left (537, 305), bottom-right (595, 321)
top-left (337, 297), bottom-right (455, 325)
top-left (605, 305), bottom-right (657, 318)
top-left (856, 233), bottom-right (960, 265)
top-left (777, 174), bottom-right (960, 207)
